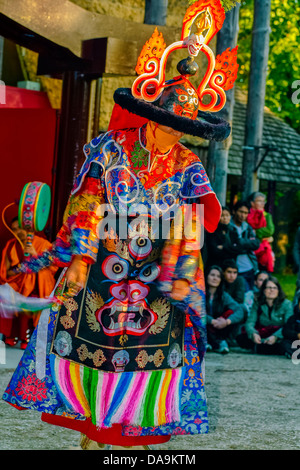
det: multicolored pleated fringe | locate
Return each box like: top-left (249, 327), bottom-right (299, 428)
top-left (50, 355), bottom-right (184, 429)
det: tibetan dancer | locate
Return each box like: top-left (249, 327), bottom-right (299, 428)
top-left (2, 0), bottom-right (239, 450)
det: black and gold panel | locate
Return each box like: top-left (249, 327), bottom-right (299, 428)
top-left (51, 218), bottom-right (185, 373)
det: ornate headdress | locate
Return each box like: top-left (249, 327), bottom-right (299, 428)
top-left (113, 0), bottom-right (240, 141)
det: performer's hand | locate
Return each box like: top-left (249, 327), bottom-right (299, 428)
top-left (23, 244), bottom-right (37, 257)
top-left (170, 279), bottom-right (190, 301)
top-left (66, 256), bottom-right (88, 297)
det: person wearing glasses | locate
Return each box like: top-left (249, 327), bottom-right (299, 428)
top-left (236, 276), bottom-right (293, 355)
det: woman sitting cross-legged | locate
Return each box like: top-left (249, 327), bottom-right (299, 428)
top-left (236, 276), bottom-right (293, 355)
top-left (205, 265), bottom-right (245, 354)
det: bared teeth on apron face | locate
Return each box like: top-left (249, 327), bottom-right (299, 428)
top-left (110, 305), bottom-right (117, 315)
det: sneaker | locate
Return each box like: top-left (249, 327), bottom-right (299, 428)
top-left (214, 340), bottom-right (230, 354)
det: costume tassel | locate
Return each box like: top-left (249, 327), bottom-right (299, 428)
top-left (52, 357), bottom-right (183, 428)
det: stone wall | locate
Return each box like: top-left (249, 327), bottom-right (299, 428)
top-left (69, 0), bottom-right (146, 23)
top-left (69, 0), bottom-right (187, 27)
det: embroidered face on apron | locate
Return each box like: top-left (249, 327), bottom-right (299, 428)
top-left (51, 217), bottom-right (185, 373)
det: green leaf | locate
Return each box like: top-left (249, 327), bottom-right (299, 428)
top-left (187, 0), bottom-right (241, 10)
top-left (220, 0), bottom-right (241, 11)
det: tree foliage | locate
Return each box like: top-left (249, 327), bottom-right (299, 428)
top-left (237, 0), bottom-right (300, 133)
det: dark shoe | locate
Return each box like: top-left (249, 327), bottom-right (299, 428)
top-left (227, 338), bottom-right (238, 348)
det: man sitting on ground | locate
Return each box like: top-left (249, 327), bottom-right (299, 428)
top-left (223, 258), bottom-right (246, 304)
top-left (222, 259), bottom-right (248, 346)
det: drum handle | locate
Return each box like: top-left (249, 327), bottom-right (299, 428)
top-left (24, 232), bottom-right (34, 257)
top-left (1, 202), bottom-right (25, 249)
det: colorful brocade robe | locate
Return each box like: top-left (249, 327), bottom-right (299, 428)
top-left (3, 125), bottom-right (221, 437)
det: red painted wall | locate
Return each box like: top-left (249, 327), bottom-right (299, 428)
top-left (0, 87), bottom-right (58, 255)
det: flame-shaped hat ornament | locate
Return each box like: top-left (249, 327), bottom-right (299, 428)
top-left (113, 0), bottom-right (239, 141)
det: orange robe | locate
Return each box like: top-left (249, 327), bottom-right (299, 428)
top-left (0, 235), bottom-right (57, 340)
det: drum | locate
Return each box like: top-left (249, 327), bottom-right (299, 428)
top-left (18, 182), bottom-right (51, 256)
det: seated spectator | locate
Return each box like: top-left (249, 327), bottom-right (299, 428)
top-left (229, 201), bottom-right (260, 292)
top-left (244, 270), bottom-right (270, 313)
top-left (205, 265), bottom-right (245, 354)
top-left (292, 226), bottom-right (300, 304)
top-left (206, 206), bottom-right (238, 268)
top-left (0, 217), bottom-right (57, 349)
top-left (223, 258), bottom-right (246, 304)
top-left (236, 276), bottom-right (293, 355)
top-left (281, 295), bottom-right (300, 359)
top-left (247, 192), bottom-right (275, 273)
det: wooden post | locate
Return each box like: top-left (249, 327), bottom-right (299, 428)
top-left (144, 0), bottom-right (168, 25)
top-left (241, 0), bottom-right (271, 200)
top-left (52, 71), bottom-right (90, 233)
top-left (206, 5), bottom-right (240, 206)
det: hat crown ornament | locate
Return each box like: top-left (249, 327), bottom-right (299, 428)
top-left (132, 0), bottom-right (239, 116)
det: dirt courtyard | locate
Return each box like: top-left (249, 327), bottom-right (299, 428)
top-left (0, 349), bottom-right (299, 450)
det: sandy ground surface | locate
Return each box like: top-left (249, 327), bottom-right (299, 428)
top-left (0, 346), bottom-right (299, 451)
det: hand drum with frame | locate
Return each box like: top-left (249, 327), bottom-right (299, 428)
top-left (18, 182), bottom-right (51, 256)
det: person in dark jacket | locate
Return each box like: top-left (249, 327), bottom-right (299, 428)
top-left (223, 258), bottom-right (246, 304)
top-left (206, 206), bottom-right (239, 268)
top-left (281, 296), bottom-right (300, 358)
top-left (205, 265), bottom-right (244, 354)
top-left (229, 201), bottom-right (260, 292)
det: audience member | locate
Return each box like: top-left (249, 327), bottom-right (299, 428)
top-left (281, 295), bottom-right (300, 359)
top-left (229, 201), bottom-right (260, 291)
top-left (247, 192), bottom-right (275, 273)
top-left (293, 226), bottom-right (300, 303)
top-left (236, 276), bottom-right (293, 355)
top-left (205, 265), bottom-right (245, 354)
top-left (0, 217), bottom-right (57, 349)
top-left (222, 258), bottom-right (248, 342)
top-left (205, 206), bottom-right (238, 268)
top-left (244, 270), bottom-right (270, 313)
top-left (223, 258), bottom-right (246, 304)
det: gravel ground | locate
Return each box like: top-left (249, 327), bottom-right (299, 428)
top-left (0, 348), bottom-right (299, 451)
